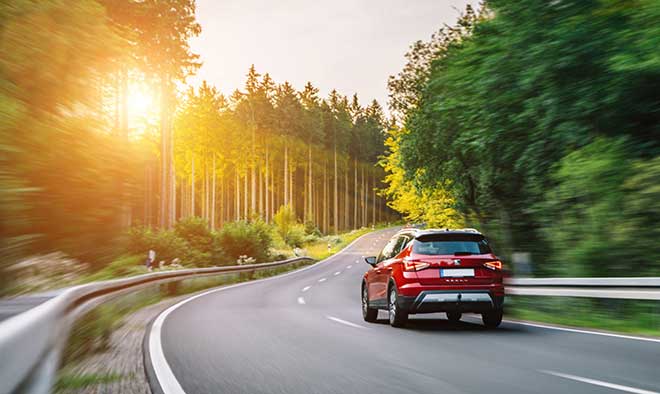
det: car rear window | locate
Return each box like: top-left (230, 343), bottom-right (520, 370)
top-left (412, 234), bottom-right (491, 255)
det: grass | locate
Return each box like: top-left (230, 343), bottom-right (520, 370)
top-left (305, 225), bottom-right (387, 261)
top-left (55, 372), bottom-right (124, 391)
top-left (506, 296), bottom-right (660, 337)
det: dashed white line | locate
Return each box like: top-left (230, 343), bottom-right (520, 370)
top-left (334, 271), bottom-right (341, 276)
top-left (147, 228), bottom-right (378, 394)
top-left (301, 286), bottom-right (311, 292)
top-left (318, 278), bottom-right (327, 283)
top-left (346, 265), bottom-right (352, 269)
top-left (540, 370), bottom-right (659, 394)
top-left (297, 296), bottom-right (306, 305)
top-left (326, 316), bottom-right (368, 329)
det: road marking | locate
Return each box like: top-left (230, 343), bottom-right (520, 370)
top-left (297, 297), bottom-right (306, 305)
top-left (510, 320), bottom-right (660, 344)
top-left (318, 278), bottom-right (327, 282)
top-left (346, 265), bottom-right (352, 269)
top-left (334, 271), bottom-right (341, 276)
top-left (326, 316), bottom-right (368, 330)
top-left (540, 370), bottom-right (659, 394)
top-left (147, 229), bottom-right (384, 394)
top-left (301, 286), bottom-right (311, 292)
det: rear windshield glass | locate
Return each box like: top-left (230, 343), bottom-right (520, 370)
top-left (412, 234), bottom-right (491, 255)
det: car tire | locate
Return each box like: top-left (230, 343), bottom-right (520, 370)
top-left (388, 285), bottom-right (408, 328)
top-left (446, 311), bottom-right (462, 322)
top-left (362, 284), bottom-right (378, 323)
top-left (482, 308), bottom-right (503, 328)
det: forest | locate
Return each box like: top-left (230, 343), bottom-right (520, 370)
top-left (382, 1), bottom-right (660, 277)
top-left (0, 0), bottom-right (395, 292)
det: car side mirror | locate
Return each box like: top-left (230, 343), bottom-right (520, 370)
top-left (365, 256), bottom-right (377, 266)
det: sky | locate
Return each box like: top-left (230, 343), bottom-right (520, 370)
top-left (189, 0), bottom-right (475, 114)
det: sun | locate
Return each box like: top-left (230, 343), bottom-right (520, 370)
top-left (128, 89), bottom-right (152, 114)
top-left (126, 83), bottom-right (159, 137)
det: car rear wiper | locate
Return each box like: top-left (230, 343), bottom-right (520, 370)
top-left (453, 251), bottom-right (474, 256)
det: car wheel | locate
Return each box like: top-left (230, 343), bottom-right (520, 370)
top-left (446, 311), bottom-right (462, 322)
top-left (482, 308), bottom-right (503, 328)
top-left (388, 286), bottom-right (408, 328)
top-left (362, 285), bottom-right (378, 323)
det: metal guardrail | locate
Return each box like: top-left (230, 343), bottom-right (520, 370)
top-left (0, 257), bottom-right (313, 394)
top-left (1, 264), bottom-right (658, 394)
top-left (505, 278), bottom-right (660, 300)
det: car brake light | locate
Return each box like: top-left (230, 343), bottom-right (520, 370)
top-left (484, 260), bottom-right (503, 270)
top-left (403, 258), bottom-right (430, 272)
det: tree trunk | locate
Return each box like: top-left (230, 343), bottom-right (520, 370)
top-left (258, 165), bottom-right (263, 218)
top-left (191, 156), bottom-right (195, 217)
top-left (354, 160), bottom-right (358, 229)
top-left (372, 174), bottom-right (376, 226)
top-left (323, 162), bottom-right (328, 234)
top-left (333, 146), bottom-right (338, 234)
top-left (308, 145), bottom-right (313, 225)
top-left (235, 170), bottom-right (240, 221)
top-left (344, 162), bottom-right (349, 231)
top-left (211, 155), bottom-right (216, 230)
top-left (159, 76), bottom-right (169, 228)
top-left (265, 147), bottom-right (270, 222)
top-left (243, 172), bottom-right (248, 219)
top-left (283, 143), bottom-right (288, 207)
top-left (251, 165), bottom-right (256, 215)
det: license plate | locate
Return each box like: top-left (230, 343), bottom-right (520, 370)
top-left (441, 268), bottom-right (475, 277)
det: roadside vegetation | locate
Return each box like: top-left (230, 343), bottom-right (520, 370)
top-left (7, 208), bottom-right (390, 295)
top-left (382, 2), bottom-right (660, 334)
top-left (383, 1), bottom-right (660, 277)
top-left (0, 1), bottom-right (397, 296)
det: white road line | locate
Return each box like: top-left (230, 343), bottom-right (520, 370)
top-left (147, 229), bottom-right (382, 394)
top-left (318, 278), bottom-right (327, 282)
top-left (301, 286), bottom-right (311, 292)
top-left (540, 370), bottom-right (659, 394)
top-left (326, 316), bottom-right (368, 330)
top-left (334, 271), bottom-right (341, 276)
top-left (510, 320), bottom-right (660, 344)
top-left (346, 265), bottom-right (352, 269)
top-left (297, 297), bottom-right (306, 305)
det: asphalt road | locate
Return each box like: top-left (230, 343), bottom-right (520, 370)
top-left (157, 228), bottom-right (660, 394)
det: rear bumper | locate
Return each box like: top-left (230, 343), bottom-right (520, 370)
top-left (399, 290), bottom-right (504, 314)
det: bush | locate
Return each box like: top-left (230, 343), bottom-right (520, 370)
top-left (173, 217), bottom-right (214, 254)
top-left (125, 226), bottom-right (187, 264)
top-left (273, 205), bottom-right (306, 247)
top-left (217, 220), bottom-right (272, 262)
top-left (174, 217), bottom-right (215, 266)
top-left (284, 224), bottom-right (306, 248)
top-left (304, 220), bottom-right (322, 236)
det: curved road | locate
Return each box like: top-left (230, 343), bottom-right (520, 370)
top-left (154, 229), bottom-right (660, 394)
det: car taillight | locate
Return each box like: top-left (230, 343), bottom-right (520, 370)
top-left (484, 260), bottom-right (503, 270)
top-left (403, 258), bottom-right (430, 272)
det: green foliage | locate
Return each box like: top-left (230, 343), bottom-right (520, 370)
top-left (173, 217), bottom-right (214, 255)
top-left (388, 1), bottom-right (660, 275)
top-left (84, 255), bottom-right (145, 282)
top-left (125, 227), bottom-right (187, 264)
top-left (217, 221), bottom-right (272, 263)
top-left (304, 220), bottom-right (322, 237)
top-left (273, 205), bottom-right (299, 246)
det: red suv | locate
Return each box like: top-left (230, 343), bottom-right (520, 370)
top-left (362, 228), bottom-right (505, 328)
